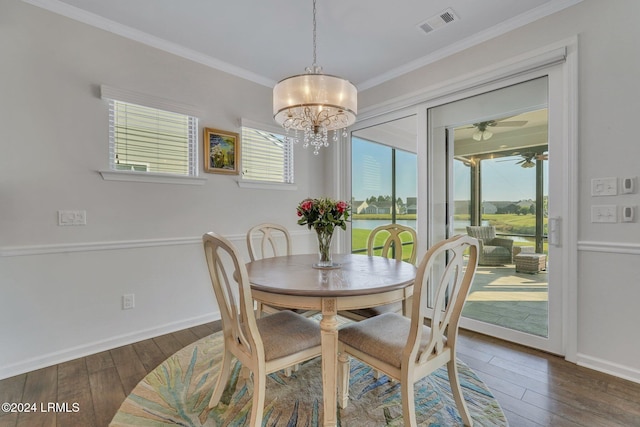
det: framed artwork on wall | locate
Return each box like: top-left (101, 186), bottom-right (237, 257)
top-left (203, 127), bottom-right (240, 174)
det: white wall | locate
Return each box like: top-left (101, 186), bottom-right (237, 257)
top-left (360, 0), bottom-right (640, 381)
top-left (2, 0), bottom-right (640, 383)
top-left (0, 0), bottom-right (326, 379)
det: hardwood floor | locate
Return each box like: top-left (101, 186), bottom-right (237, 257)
top-left (1, 321), bottom-right (639, 427)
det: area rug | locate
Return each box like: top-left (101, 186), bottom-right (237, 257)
top-left (110, 330), bottom-right (507, 427)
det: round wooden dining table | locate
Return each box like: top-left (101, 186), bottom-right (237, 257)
top-left (246, 253), bottom-right (416, 427)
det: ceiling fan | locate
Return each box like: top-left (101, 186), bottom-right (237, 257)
top-left (468, 118), bottom-right (528, 141)
top-left (504, 152), bottom-right (548, 168)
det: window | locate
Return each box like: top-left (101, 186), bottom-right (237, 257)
top-left (241, 122), bottom-right (294, 185)
top-left (100, 86), bottom-right (201, 183)
top-left (108, 100), bottom-right (197, 176)
top-left (351, 137), bottom-right (418, 253)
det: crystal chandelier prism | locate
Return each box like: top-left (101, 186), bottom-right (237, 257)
top-left (273, 0), bottom-right (357, 155)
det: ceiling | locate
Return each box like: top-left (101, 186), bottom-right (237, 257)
top-left (25, 0), bottom-right (580, 90)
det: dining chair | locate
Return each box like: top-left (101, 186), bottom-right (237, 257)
top-left (339, 223), bottom-right (418, 321)
top-left (246, 223), bottom-right (316, 319)
top-left (246, 223), bottom-right (292, 316)
top-left (202, 232), bottom-right (322, 426)
top-left (337, 234), bottom-right (479, 427)
top-left (246, 222), bottom-right (292, 262)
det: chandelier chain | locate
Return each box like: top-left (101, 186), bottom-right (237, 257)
top-left (312, 0), bottom-right (317, 67)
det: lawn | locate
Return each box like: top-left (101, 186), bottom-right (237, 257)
top-left (352, 213), bottom-right (548, 258)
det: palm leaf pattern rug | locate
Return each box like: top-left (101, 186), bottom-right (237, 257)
top-left (110, 330), bottom-right (507, 426)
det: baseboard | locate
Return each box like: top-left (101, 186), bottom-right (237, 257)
top-left (576, 352), bottom-right (640, 384)
top-left (0, 311), bottom-right (221, 381)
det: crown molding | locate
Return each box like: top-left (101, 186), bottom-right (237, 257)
top-left (358, 0), bottom-right (583, 90)
top-left (22, 0), bottom-right (581, 91)
top-left (21, 0), bottom-right (276, 88)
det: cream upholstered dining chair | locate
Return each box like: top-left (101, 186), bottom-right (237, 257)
top-left (246, 222), bottom-right (292, 262)
top-left (246, 223), bottom-right (293, 316)
top-left (246, 223), bottom-right (317, 320)
top-left (367, 223), bottom-right (418, 264)
top-left (202, 232), bottom-right (321, 426)
top-left (339, 223), bottom-right (418, 321)
top-left (337, 234), bottom-right (479, 427)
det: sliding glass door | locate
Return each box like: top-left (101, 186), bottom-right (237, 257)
top-left (427, 75), bottom-right (563, 354)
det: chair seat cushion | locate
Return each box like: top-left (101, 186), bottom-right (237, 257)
top-left (483, 245), bottom-right (510, 256)
top-left (339, 312), bottom-right (433, 369)
top-left (256, 310), bottom-right (321, 361)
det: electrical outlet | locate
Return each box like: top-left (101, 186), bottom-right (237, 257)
top-left (122, 294), bottom-right (135, 310)
top-left (58, 210), bottom-right (86, 226)
top-left (591, 205), bottom-right (617, 223)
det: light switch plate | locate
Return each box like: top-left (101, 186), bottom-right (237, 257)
top-left (591, 205), bottom-right (617, 223)
top-left (591, 177), bottom-right (617, 196)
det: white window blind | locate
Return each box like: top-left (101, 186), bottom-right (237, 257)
top-left (241, 126), bottom-right (294, 184)
top-left (107, 100), bottom-right (198, 176)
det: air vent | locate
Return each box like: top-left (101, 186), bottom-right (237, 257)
top-left (417, 7), bottom-right (459, 34)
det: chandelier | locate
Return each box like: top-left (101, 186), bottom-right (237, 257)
top-left (273, 0), bottom-right (357, 155)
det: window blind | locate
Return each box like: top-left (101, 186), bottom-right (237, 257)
top-left (108, 100), bottom-right (198, 176)
top-left (241, 127), bottom-right (294, 184)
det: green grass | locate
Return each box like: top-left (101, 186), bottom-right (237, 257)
top-left (352, 213), bottom-right (416, 220)
top-left (353, 213), bottom-right (549, 257)
top-left (454, 213), bottom-right (547, 235)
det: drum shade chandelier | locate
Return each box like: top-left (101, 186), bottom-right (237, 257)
top-left (273, 0), bottom-right (357, 155)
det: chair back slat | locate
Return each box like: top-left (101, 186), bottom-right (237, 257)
top-left (408, 234), bottom-right (479, 365)
top-left (247, 223), bottom-right (292, 261)
top-left (367, 224), bottom-right (418, 264)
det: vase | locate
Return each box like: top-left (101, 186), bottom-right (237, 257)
top-left (314, 228), bottom-right (337, 269)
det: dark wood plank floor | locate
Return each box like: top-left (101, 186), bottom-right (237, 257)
top-left (1, 321), bottom-right (639, 427)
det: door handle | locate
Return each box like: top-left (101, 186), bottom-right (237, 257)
top-left (549, 217), bottom-right (561, 247)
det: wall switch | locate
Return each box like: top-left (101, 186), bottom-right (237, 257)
top-left (122, 294), bottom-right (135, 310)
top-left (622, 206), bottom-right (635, 222)
top-left (58, 210), bottom-right (86, 226)
top-left (591, 177), bottom-right (617, 196)
top-left (591, 205), bottom-right (617, 223)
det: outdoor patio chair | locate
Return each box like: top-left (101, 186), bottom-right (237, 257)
top-left (466, 225), bottom-right (514, 266)
top-left (337, 234), bottom-right (480, 426)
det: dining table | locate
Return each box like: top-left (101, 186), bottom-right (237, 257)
top-left (246, 253), bottom-right (417, 427)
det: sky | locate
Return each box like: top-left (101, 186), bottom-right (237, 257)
top-left (455, 157), bottom-right (549, 201)
top-left (351, 137), bottom-right (417, 202)
top-left (352, 137), bottom-right (548, 203)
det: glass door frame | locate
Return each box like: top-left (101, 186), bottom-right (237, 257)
top-left (423, 70), bottom-right (566, 355)
top-left (342, 42), bottom-right (578, 360)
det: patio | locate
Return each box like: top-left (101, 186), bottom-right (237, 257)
top-left (462, 263), bottom-right (549, 337)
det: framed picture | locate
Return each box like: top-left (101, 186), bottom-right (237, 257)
top-left (203, 127), bottom-right (240, 174)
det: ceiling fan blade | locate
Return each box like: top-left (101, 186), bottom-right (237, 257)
top-left (492, 120), bottom-right (528, 127)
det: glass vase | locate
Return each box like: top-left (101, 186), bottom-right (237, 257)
top-left (314, 228), bottom-right (336, 269)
